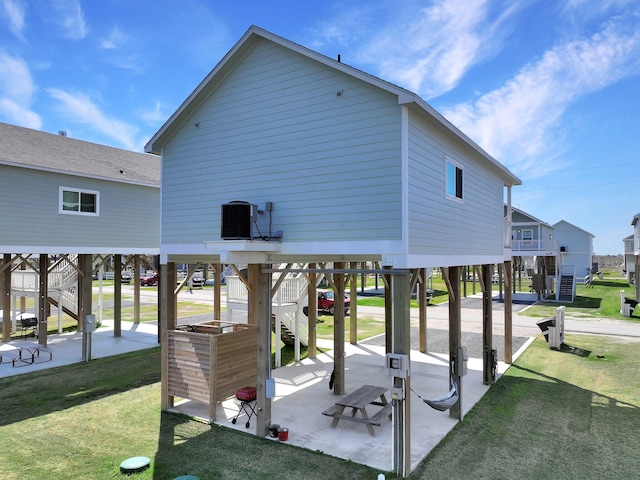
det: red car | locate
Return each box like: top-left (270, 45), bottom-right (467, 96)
top-left (317, 289), bottom-right (350, 315)
top-left (140, 273), bottom-right (158, 286)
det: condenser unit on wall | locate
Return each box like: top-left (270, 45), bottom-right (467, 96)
top-left (221, 201), bottom-right (256, 240)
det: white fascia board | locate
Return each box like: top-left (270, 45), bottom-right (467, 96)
top-left (383, 253), bottom-right (508, 269)
top-left (1, 246), bottom-right (159, 255)
top-left (163, 239), bottom-right (406, 260)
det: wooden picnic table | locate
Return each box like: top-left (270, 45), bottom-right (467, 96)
top-left (322, 384), bottom-right (392, 436)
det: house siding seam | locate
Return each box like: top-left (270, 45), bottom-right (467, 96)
top-left (160, 40), bottom-right (403, 245)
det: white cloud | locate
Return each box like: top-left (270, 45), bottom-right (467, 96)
top-left (2, 0), bottom-right (26, 40)
top-left (0, 52), bottom-right (41, 129)
top-left (348, 0), bottom-right (521, 98)
top-left (100, 25), bottom-right (128, 50)
top-left (47, 88), bottom-right (139, 150)
top-left (442, 13), bottom-right (640, 177)
top-left (139, 100), bottom-right (168, 125)
top-left (51, 0), bottom-right (87, 39)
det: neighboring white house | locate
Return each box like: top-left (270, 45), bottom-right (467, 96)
top-left (632, 213), bottom-right (640, 300)
top-left (0, 121), bottom-right (160, 343)
top-left (623, 234), bottom-right (635, 283)
top-left (551, 220), bottom-right (595, 282)
top-left (507, 205), bottom-right (558, 256)
top-left (145, 25), bottom-right (521, 476)
top-left (506, 206), bottom-right (595, 301)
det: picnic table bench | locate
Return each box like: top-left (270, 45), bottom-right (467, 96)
top-left (322, 384), bottom-right (392, 436)
top-left (0, 342), bottom-right (52, 367)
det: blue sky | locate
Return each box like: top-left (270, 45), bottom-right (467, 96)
top-left (1, 0), bottom-right (639, 254)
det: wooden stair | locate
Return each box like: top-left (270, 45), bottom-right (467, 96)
top-left (558, 275), bottom-right (574, 302)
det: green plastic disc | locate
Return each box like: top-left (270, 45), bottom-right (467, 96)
top-left (120, 456), bottom-right (150, 473)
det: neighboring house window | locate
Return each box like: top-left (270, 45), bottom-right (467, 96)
top-left (445, 158), bottom-right (463, 200)
top-left (522, 229), bottom-right (533, 244)
top-left (59, 187), bottom-right (99, 216)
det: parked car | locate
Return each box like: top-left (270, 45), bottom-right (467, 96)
top-left (317, 289), bottom-right (350, 315)
top-left (121, 272), bottom-right (133, 284)
top-left (190, 275), bottom-right (205, 288)
top-left (140, 273), bottom-right (158, 286)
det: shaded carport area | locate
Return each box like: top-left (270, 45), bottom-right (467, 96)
top-left (159, 257), bottom-right (519, 476)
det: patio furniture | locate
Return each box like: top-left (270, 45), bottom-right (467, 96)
top-left (11, 342), bottom-right (53, 365)
top-left (0, 348), bottom-right (21, 367)
top-left (322, 384), bottom-right (391, 436)
top-left (231, 386), bottom-right (257, 428)
top-left (17, 314), bottom-right (38, 339)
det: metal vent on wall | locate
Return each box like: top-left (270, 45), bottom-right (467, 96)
top-left (221, 201), bottom-right (256, 240)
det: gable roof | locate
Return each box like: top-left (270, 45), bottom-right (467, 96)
top-left (506, 205), bottom-right (554, 228)
top-left (552, 220), bottom-right (595, 238)
top-left (632, 213), bottom-right (640, 226)
top-left (145, 25), bottom-right (520, 187)
top-left (0, 122), bottom-right (160, 187)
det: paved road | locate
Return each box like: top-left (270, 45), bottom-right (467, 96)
top-left (102, 285), bottom-right (640, 342)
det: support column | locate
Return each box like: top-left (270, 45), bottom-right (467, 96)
top-left (114, 254), bottom-right (122, 337)
top-left (36, 254), bottom-right (49, 346)
top-left (384, 266), bottom-right (392, 353)
top-left (481, 264), bottom-right (494, 385)
top-left (391, 270), bottom-right (411, 478)
top-left (418, 268), bottom-right (427, 353)
top-left (332, 262), bottom-right (345, 395)
top-left (503, 260), bottom-right (513, 364)
top-left (160, 262), bottom-right (177, 411)
top-left (77, 254), bottom-right (92, 351)
top-left (2, 254), bottom-right (11, 341)
top-left (133, 255), bottom-right (140, 324)
top-left (213, 263), bottom-right (222, 320)
top-left (349, 261), bottom-right (358, 345)
top-left (252, 263), bottom-right (272, 438)
top-left (307, 263), bottom-right (317, 358)
top-left (446, 266), bottom-right (462, 420)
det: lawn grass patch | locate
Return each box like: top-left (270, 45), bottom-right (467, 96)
top-left (522, 277), bottom-right (639, 320)
top-left (1, 334), bottom-right (638, 479)
top-left (415, 335), bottom-right (640, 479)
top-left (315, 314), bottom-right (386, 341)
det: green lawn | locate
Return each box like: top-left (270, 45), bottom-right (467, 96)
top-left (1, 334), bottom-right (638, 479)
top-left (522, 277), bottom-right (639, 320)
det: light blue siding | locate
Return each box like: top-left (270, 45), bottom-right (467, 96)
top-left (553, 221), bottom-right (594, 278)
top-left (0, 165), bottom-right (159, 250)
top-left (161, 41), bottom-right (403, 245)
top-left (407, 110), bottom-right (504, 256)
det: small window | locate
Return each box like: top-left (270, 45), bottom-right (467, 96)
top-left (445, 159), bottom-right (463, 200)
top-left (59, 187), bottom-right (99, 216)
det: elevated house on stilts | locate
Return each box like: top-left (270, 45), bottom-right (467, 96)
top-left (0, 122), bottom-right (160, 350)
top-left (145, 26), bottom-right (521, 477)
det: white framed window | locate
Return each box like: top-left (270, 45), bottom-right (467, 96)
top-left (522, 229), bottom-right (533, 244)
top-left (445, 158), bottom-right (463, 200)
top-left (59, 187), bottom-right (99, 216)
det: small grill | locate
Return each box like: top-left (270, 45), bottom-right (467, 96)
top-left (18, 315), bottom-right (38, 339)
top-left (231, 386), bottom-right (257, 428)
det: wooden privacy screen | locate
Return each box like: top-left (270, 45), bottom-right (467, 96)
top-left (167, 321), bottom-right (258, 421)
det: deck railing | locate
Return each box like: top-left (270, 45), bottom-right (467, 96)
top-left (511, 239), bottom-right (559, 253)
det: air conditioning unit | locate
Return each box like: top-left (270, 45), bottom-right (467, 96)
top-left (221, 201), bottom-right (256, 240)
top-left (560, 246), bottom-right (567, 252)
